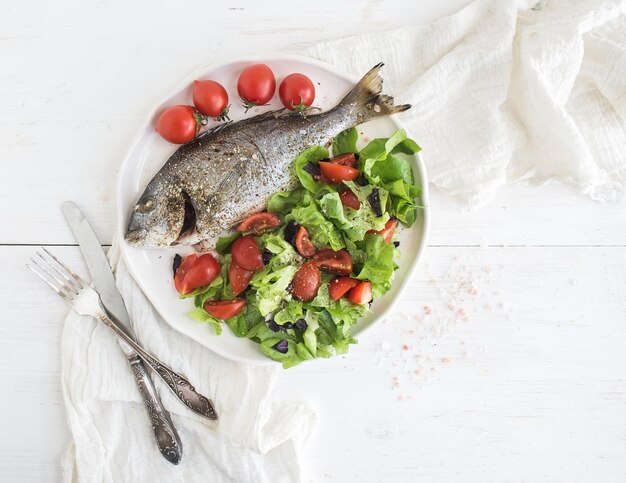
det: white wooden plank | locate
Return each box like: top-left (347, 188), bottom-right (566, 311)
top-left (6, 0), bottom-right (625, 248)
top-left (2, 245), bottom-right (625, 481)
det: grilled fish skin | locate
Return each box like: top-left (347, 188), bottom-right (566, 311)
top-left (125, 63), bottom-right (410, 248)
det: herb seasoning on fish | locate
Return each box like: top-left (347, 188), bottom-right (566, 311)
top-left (125, 63), bottom-right (410, 248)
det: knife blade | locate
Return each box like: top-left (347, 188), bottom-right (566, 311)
top-left (61, 201), bottom-right (183, 464)
top-left (61, 201), bottom-right (135, 340)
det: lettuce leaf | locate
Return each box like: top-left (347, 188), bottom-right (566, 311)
top-left (294, 145), bottom-right (332, 194)
top-left (332, 127), bottom-right (358, 155)
top-left (288, 201), bottom-right (345, 250)
top-left (355, 233), bottom-right (398, 297)
top-left (189, 307), bottom-right (222, 335)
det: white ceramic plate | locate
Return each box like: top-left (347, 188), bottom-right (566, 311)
top-left (117, 54), bottom-right (429, 365)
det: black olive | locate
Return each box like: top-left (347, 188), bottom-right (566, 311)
top-left (272, 340), bottom-right (289, 354)
top-left (295, 318), bottom-right (308, 331)
top-left (284, 220), bottom-right (300, 243)
top-left (355, 174), bottom-right (369, 186)
top-left (368, 188), bottom-right (383, 217)
top-left (268, 320), bottom-right (281, 332)
top-left (262, 248), bottom-right (273, 265)
top-left (282, 322), bottom-right (294, 330)
top-left (393, 241), bottom-right (400, 248)
top-left (172, 254), bottom-right (182, 277)
top-left (303, 161), bottom-right (322, 177)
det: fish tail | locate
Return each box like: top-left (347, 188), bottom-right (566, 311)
top-left (338, 62), bottom-right (411, 123)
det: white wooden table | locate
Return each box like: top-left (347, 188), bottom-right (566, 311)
top-left (2, 1), bottom-right (625, 481)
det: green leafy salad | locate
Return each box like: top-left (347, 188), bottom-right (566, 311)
top-left (176, 127), bottom-right (422, 367)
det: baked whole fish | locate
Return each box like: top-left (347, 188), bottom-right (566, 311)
top-left (125, 63), bottom-right (410, 248)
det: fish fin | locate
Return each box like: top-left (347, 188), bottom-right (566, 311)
top-left (196, 121), bottom-right (234, 139)
top-left (338, 62), bottom-right (411, 122)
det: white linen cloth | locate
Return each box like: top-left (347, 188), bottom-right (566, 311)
top-left (307, 0), bottom-right (626, 207)
top-left (62, 243), bottom-right (317, 482)
top-left (62, 0), bottom-right (626, 481)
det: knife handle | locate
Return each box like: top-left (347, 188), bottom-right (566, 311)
top-left (96, 306), bottom-right (218, 420)
top-left (128, 354), bottom-right (183, 464)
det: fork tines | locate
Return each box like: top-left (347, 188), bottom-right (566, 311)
top-left (27, 248), bottom-right (85, 300)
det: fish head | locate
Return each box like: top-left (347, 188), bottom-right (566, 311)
top-left (125, 181), bottom-right (194, 248)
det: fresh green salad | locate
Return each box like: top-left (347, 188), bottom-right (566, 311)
top-left (173, 127), bottom-right (422, 367)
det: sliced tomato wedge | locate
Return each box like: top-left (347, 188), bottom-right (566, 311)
top-left (367, 218), bottom-right (398, 244)
top-left (203, 299), bottom-right (247, 319)
top-left (229, 262), bottom-right (253, 296)
top-left (339, 189), bottom-right (361, 210)
top-left (331, 153), bottom-right (357, 168)
top-left (291, 261), bottom-right (321, 301)
top-left (237, 212), bottom-right (281, 235)
top-left (294, 226), bottom-right (316, 257)
top-left (174, 253), bottom-right (221, 295)
top-left (312, 249), bottom-right (353, 275)
top-left (231, 235), bottom-right (264, 271)
top-left (318, 161), bottom-right (359, 184)
top-left (348, 281), bottom-right (372, 305)
top-left (329, 277), bottom-right (359, 301)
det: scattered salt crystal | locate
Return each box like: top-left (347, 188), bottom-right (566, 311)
top-left (402, 344), bottom-right (409, 351)
top-left (430, 279), bottom-right (438, 285)
top-left (441, 357), bottom-right (451, 363)
top-left (423, 306), bottom-right (432, 315)
top-left (447, 303), bottom-right (456, 311)
top-left (414, 369), bottom-right (421, 375)
top-left (469, 287), bottom-right (479, 295)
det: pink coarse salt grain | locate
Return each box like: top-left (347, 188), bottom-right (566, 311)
top-left (402, 344), bottom-right (409, 350)
top-left (423, 306), bottom-right (432, 315)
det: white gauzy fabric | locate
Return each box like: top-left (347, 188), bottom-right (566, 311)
top-left (61, 242), bottom-right (317, 483)
top-left (306, 0), bottom-right (626, 207)
top-left (61, 0), bottom-right (626, 481)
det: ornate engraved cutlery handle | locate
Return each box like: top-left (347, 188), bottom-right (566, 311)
top-left (128, 355), bottom-right (183, 464)
top-left (97, 308), bottom-right (218, 420)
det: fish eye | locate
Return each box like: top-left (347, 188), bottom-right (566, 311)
top-left (136, 197), bottom-right (156, 213)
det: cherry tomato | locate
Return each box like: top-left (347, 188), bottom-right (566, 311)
top-left (331, 153), bottom-right (357, 168)
top-left (229, 262), bottom-right (253, 296)
top-left (294, 226), bottom-right (316, 257)
top-left (348, 281), bottom-right (372, 305)
top-left (193, 80), bottom-right (230, 120)
top-left (237, 212), bottom-right (281, 235)
top-left (329, 277), bottom-right (359, 301)
top-left (174, 253), bottom-right (220, 295)
top-left (231, 235), bottom-right (264, 271)
top-left (156, 105), bottom-right (198, 144)
top-left (318, 162), bottom-right (360, 184)
top-left (291, 261), bottom-right (321, 301)
top-left (279, 73), bottom-right (315, 111)
top-left (367, 218), bottom-right (397, 244)
top-left (312, 249), bottom-right (353, 275)
top-left (339, 189), bottom-right (361, 210)
top-left (237, 64), bottom-right (276, 111)
top-left (203, 299), bottom-right (247, 319)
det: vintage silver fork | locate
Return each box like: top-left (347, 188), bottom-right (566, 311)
top-left (28, 248), bottom-right (218, 420)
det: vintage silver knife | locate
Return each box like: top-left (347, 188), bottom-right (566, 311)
top-left (61, 201), bottom-right (183, 465)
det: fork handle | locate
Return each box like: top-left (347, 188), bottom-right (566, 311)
top-left (128, 354), bottom-right (183, 464)
top-left (96, 310), bottom-right (218, 420)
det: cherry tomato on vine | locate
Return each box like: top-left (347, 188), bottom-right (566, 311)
top-left (193, 80), bottom-right (230, 121)
top-left (156, 105), bottom-right (198, 144)
top-left (237, 64), bottom-right (276, 111)
top-left (279, 73), bottom-right (315, 112)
